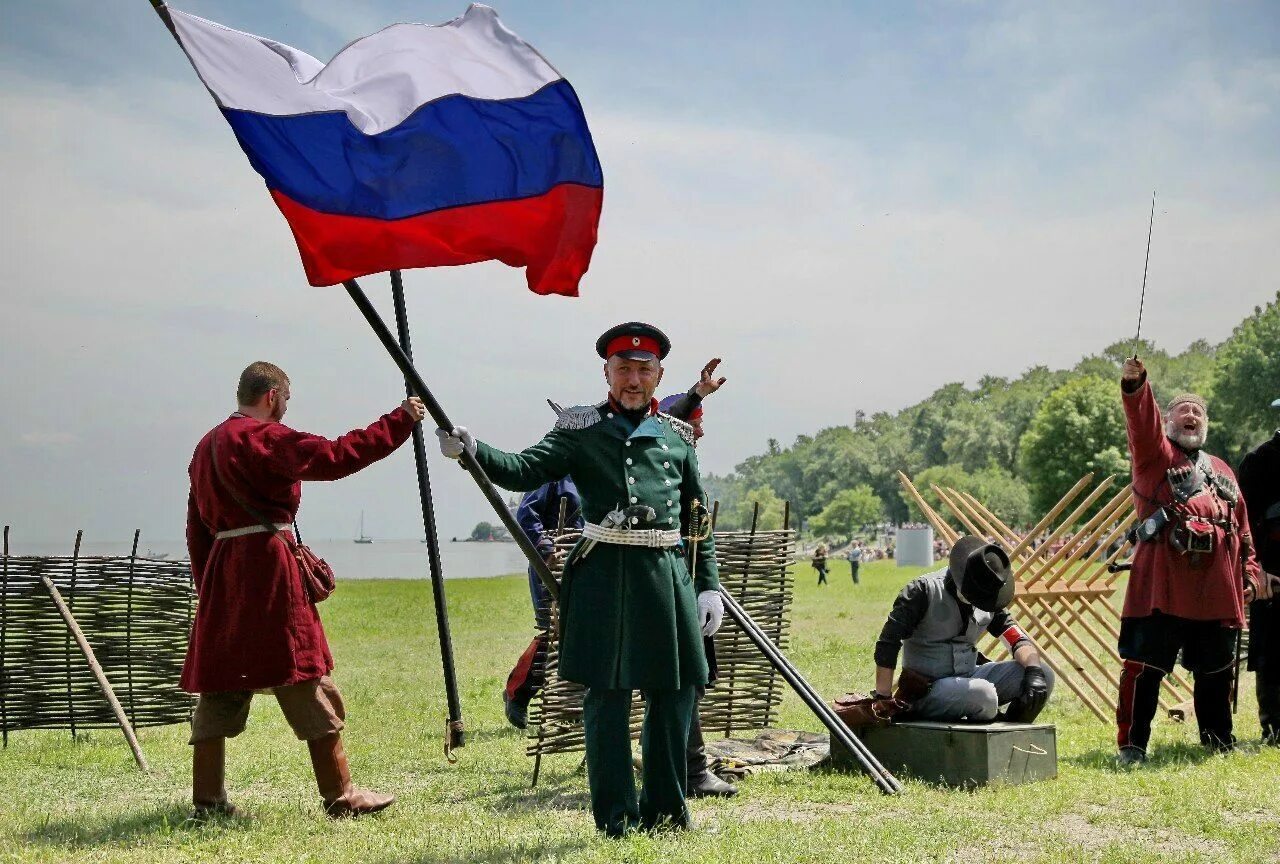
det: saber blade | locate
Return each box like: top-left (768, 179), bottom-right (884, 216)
top-left (1132, 191), bottom-right (1156, 356)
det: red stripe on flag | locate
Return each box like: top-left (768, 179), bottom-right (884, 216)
top-left (270, 183), bottom-right (602, 295)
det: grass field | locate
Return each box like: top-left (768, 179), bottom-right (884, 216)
top-left (3, 559), bottom-right (1277, 863)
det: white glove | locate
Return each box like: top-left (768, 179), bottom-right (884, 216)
top-left (698, 590), bottom-right (723, 638)
top-left (435, 426), bottom-right (476, 459)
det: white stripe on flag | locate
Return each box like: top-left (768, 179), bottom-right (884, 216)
top-left (170, 4), bottom-right (561, 135)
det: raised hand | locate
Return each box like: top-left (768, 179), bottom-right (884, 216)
top-left (1121, 356), bottom-right (1145, 383)
top-left (694, 358), bottom-right (728, 399)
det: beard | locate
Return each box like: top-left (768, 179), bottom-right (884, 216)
top-left (1166, 420), bottom-right (1207, 450)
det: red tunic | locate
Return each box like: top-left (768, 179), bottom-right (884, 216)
top-left (1121, 379), bottom-right (1259, 625)
top-left (181, 408), bottom-right (415, 693)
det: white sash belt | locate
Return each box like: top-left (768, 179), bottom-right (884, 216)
top-left (581, 522), bottom-right (681, 548)
top-left (215, 523), bottom-right (292, 540)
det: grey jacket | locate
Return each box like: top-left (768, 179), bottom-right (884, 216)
top-left (874, 568), bottom-right (1027, 679)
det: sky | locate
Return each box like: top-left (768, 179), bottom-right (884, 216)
top-left (2, 1), bottom-right (1278, 545)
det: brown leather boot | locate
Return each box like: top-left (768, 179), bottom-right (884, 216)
top-left (191, 737), bottom-right (240, 819)
top-left (307, 733), bottom-right (395, 818)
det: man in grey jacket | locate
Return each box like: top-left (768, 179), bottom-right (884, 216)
top-left (872, 536), bottom-right (1054, 722)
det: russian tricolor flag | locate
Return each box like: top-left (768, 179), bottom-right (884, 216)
top-left (168, 4), bottom-right (602, 295)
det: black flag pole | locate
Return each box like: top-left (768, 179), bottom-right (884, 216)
top-left (389, 270), bottom-right (465, 757)
top-left (343, 279), bottom-right (561, 604)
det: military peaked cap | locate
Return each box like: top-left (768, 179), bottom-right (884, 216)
top-left (596, 322), bottom-right (671, 361)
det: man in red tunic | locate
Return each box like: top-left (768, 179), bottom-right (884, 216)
top-left (183, 361), bottom-right (425, 817)
top-left (1116, 357), bottom-right (1261, 766)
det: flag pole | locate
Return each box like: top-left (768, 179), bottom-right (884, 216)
top-left (343, 279), bottom-right (562, 603)
top-left (388, 271), bottom-right (465, 757)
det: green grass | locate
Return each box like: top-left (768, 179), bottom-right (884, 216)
top-left (3, 560), bottom-right (1277, 863)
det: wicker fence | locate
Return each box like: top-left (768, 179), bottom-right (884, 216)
top-left (0, 529), bottom-right (195, 741)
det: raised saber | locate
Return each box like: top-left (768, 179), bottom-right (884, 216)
top-left (1131, 191), bottom-right (1157, 358)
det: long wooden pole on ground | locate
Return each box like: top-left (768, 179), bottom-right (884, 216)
top-left (389, 270), bottom-right (465, 756)
top-left (38, 562), bottom-right (150, 772)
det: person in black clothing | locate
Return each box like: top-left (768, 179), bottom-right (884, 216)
top-left (813, 544), bottom-right (829, 585)
top-left (1238, 399), bottom-right (1280, 744)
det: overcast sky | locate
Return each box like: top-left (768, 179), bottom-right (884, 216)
top-left (2, 1), bottom-right (1277, 545)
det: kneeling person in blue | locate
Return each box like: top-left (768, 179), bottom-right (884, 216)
top-left (437, 322), bottom-right (722, 836)
top-left (873, 537), bottom-right (1055, 723)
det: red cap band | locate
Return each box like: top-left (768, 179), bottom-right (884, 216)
top-left (605, 334), bottom-right (661, 358)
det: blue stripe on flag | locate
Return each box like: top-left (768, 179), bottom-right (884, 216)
top-left (222, 80), bottom-right (603, 220)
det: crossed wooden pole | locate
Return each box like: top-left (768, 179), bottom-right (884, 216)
top-left (897, 472), bottom-right (1194, 723)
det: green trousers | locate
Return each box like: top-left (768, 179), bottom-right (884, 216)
top-left (583, 686), bottom-right (696, 836)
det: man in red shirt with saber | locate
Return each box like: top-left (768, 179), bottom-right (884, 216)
top-left (1116, 357), bottom-right (1261, 765)
top-left (183, 361), bottom-right (425, 817)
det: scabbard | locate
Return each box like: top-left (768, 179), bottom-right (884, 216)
top-left (704, 635), bottom-right (719, 684)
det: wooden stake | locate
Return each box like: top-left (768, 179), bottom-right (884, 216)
top-left (39, 568), bottom-right (149, 772)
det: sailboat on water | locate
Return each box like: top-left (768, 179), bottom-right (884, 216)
top-left (353, 511), bottom-right (373, 544)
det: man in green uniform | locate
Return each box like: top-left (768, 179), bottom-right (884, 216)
top-left (436, 322), bottom-right (722, 836)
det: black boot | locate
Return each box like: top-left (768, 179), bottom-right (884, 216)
top-left (1258, 667), bottom-right (1279, 746)
top-left (1116, 660), bottom-right (1163, 762)
top-left (685, 714), bottom-right (737, 798)
top-left (1193, 668), bottom-right (1235, 752)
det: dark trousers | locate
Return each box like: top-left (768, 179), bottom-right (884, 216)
top-left (1250, 598), bottom-right (1279, 741)
top-left (1116, 612), bottom-right (1236, 751)
top-left (1259, 667), bottom-right (1279, 741)
top-left (583, 686), bottom-right (695, 837)
top-left (814, 561), bottom-right (827, 585)
top-left (850, 561), bottom-right (860, 584)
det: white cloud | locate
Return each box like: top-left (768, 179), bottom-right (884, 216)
top-left (1, 8), bottom-right (1277, 544)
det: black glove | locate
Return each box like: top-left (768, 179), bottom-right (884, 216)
top-left (1003, 664), bottom-right (1050, 722)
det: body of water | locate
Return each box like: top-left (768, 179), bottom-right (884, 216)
top-left (6, 537), bottom-right (530, 581)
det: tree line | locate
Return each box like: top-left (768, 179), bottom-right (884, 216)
top-left (705, 292), bottom-right (1279, 538)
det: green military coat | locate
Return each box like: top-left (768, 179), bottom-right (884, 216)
top-left (475, 401), bottom-right (720, 691)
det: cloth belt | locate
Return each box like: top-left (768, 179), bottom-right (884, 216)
top-left (215, 523), bottom-right (292, 540)
top-left (581, 522), bottom-right (681, 548)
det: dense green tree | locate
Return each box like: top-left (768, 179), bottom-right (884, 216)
top-left (809, 485), bottom-right (884, 537)
top-left (901, 464), bottom-right (975, 521)
top-left (1018, 376), bottom-right (1129, 518)
top-left (732, 485), bottom-right (787, 531)
top-left (1210, 292), bottom-right (1280, 465)
top-left (970, 466), bottom-right (1032, 526)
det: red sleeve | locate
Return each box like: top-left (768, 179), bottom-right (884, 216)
top-left (186, 489), bottom-right (213, 596)
top-left (255, 407), bottom-right (416, 482)
top-left (1121, 378), bottom-right (1174, 479)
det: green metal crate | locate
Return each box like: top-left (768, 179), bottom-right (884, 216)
top-left (832, 720), bottom-right (1058, 788)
